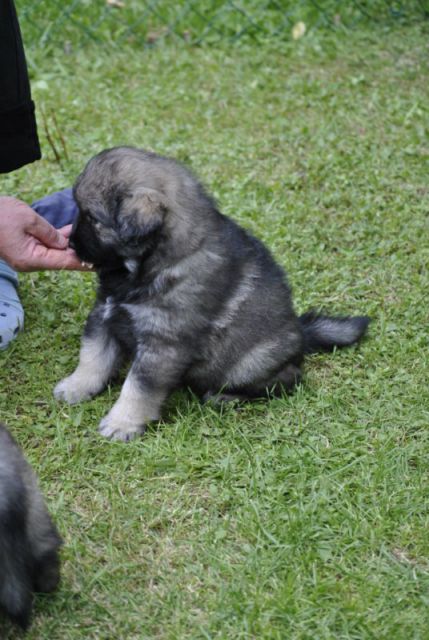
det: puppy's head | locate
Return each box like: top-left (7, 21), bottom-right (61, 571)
top-left (70, 148), bottom-right (169, 272)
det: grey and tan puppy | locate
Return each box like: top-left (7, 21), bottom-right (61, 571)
top-left (55, 146), bottom-right (369, 441)
top-left (0, 424), bottom-right (61, 630)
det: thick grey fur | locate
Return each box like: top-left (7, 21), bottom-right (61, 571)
top-left (0, 424), bottom-right (62, 630)
top-left (54, 146), bottom-right (369, 441)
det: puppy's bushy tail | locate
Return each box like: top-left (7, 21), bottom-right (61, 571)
top-left (299, 311), bottom-right (370, 354)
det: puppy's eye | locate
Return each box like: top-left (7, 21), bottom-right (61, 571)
top-left (89, 218), bottom-right (104, 232)
top-left (84, 212), bottom-right (103, 229)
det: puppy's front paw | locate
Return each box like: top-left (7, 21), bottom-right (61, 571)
top-left (99, 412), bottom-right (145, 442)
top-left (54, 375), bottom-right (97, 405)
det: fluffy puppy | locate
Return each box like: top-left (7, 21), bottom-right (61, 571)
top-left (54, 146), bottom-right (369, 441)
top-left (0, 423), bottom-right (62, 630)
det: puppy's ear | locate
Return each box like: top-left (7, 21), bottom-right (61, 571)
top-left (118, 187), bottom-right (166, 244)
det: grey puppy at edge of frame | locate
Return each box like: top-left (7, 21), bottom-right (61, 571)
top-left (0, 423), bottom-right (62, 630)
top-left (54, 146), bottom-right (370, 442)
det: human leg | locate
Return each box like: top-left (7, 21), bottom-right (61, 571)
top-left (31, 187), bottom-right (78, 228)
top-left (0, 260), bottom-right (24, 349)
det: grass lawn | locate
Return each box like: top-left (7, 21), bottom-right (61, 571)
top-left (1, 22), bottom-right (429, 640)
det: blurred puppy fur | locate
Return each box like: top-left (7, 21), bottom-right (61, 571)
top-left (54, 146), bottom-right (369, 441)
top-left (0, 423), bottom-right (62, 630)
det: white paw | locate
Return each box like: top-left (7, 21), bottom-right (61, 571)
top-left (53, 375), bottom-right (98, 405)
top-left (98, 411), bottom-right (146, 442)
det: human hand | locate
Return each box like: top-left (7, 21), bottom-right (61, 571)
top-left (0, 196), bottom-right (89, 272)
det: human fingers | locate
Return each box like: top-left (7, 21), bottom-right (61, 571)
top-left (27, 214), bottom-right (69, 250)
top-left (58, 224), bottom-right (73, 239)
top-left (25, 246), bottom-right (93, 271)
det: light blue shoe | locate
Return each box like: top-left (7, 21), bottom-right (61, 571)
top-left (0, 260), bottom-right (24, 350)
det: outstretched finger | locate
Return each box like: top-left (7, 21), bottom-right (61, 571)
top-left (42, 248), bottom-right (94, 271)
top-left (21, 246), bottom-right (94, 272)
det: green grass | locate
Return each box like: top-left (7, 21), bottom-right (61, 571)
top-left (1, 23), bottom-right (429, 639)
top-left (15, 0), bottom-right (427, 49)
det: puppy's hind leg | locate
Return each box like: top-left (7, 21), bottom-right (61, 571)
top-left (269, 363), bottom-right (302, 396)
top-left (204, 363), bottom-right (302, 404)
top-left (54, 310), bottom-right (122, 404)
